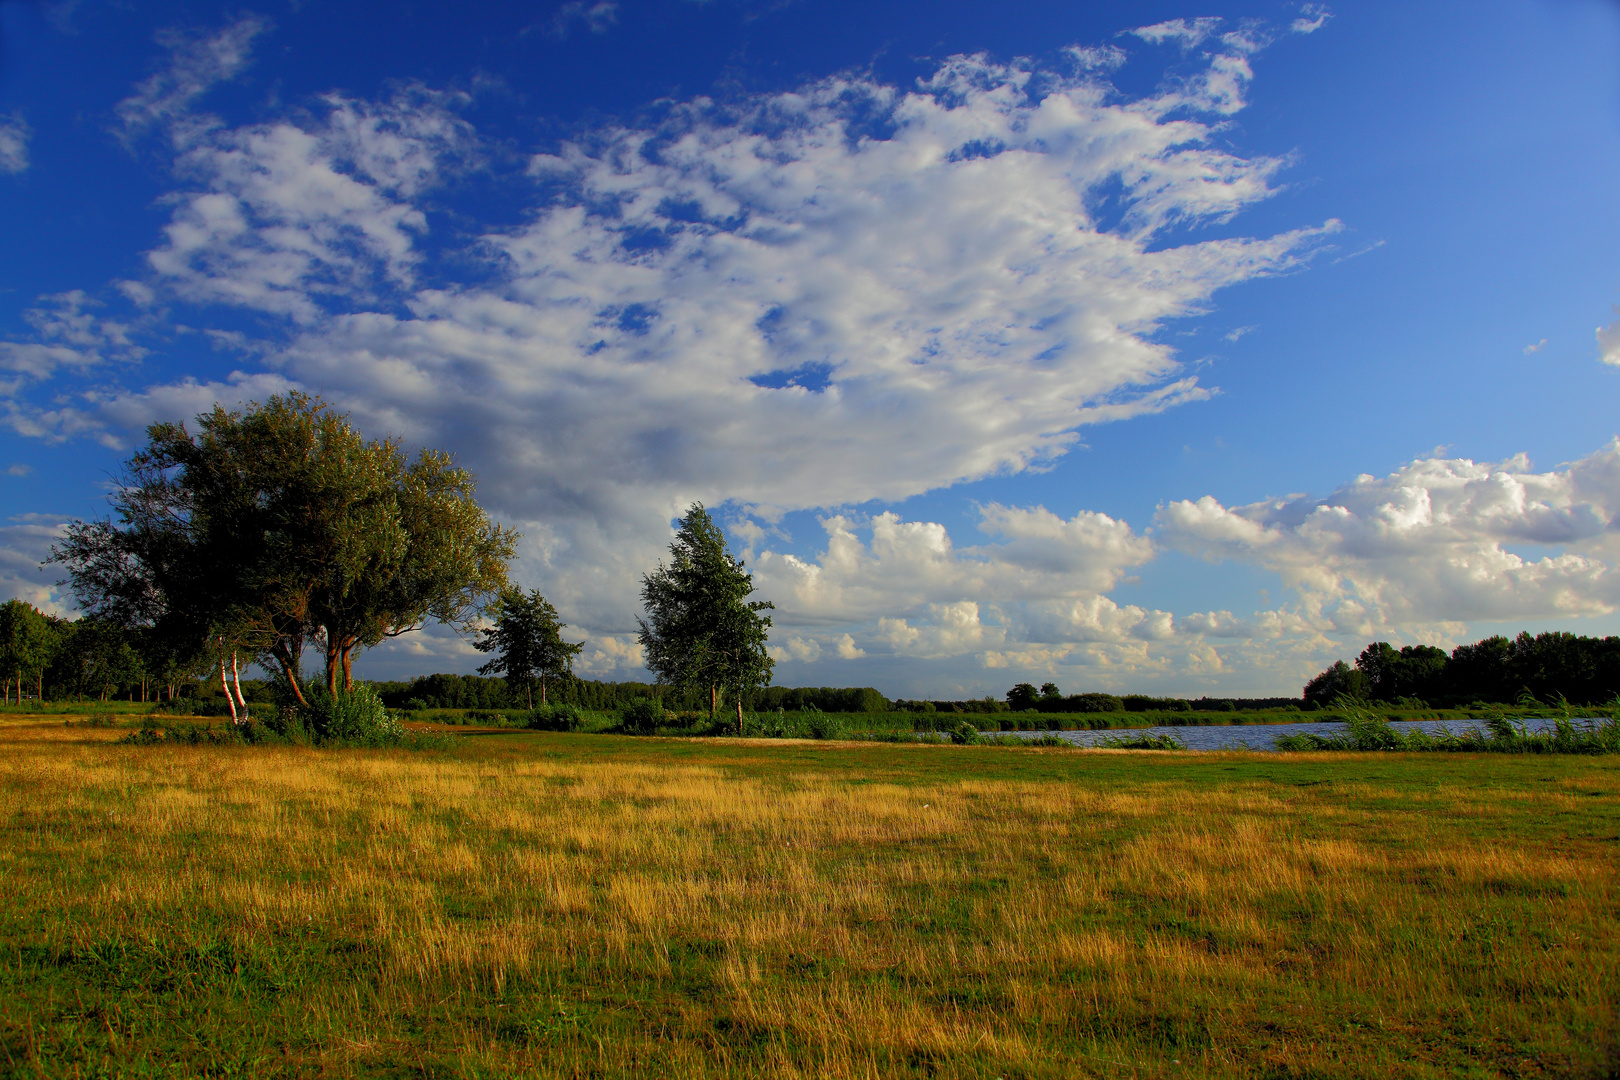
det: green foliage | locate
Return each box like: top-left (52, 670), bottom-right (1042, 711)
top-left (638, 503), bottom-right (774, 720)
top-left (1308, 630), bottom-right (1620, 707)
top-left (619, 698), bottom-right (663, 735)
top-left (296, 683), bottom-right (406, 747)
top-left (474, 587), bottom-right (583, 709)
top-left (748, 706), bottom-right (848, 740)
top-left (526, 704), bottom-right (584, 732)
top-left (1095, 731), bottom-right (1187, 750)
top-left (51, 393), bottom-right (516, 701)
top-left (0, 599), bottom-right (57, 700)
top-left (1275, 702), bottom-right (1620, 754)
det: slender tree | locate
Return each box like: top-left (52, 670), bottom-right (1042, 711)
top-left (637, 503), bottom-right (774, 727)
top-left (473, 588), bottom-right (583, 708)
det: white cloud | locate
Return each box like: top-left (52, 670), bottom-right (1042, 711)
top-left (0, 515), bottom-right (75, 616)
top-left (148, 87), bottom-right (475, 321)
top-left (22, 30), bottom-right (1358, 693)
top-left (1291, 5), bottom-right (1332, 35)
top-left (1157, 442), bottom-right (1620, 634)
top-left (1598, 308), bottom-right (1620, 366)
top-left (548, 1), bottom-right (619, 38)
top-left (768, 635), bottom-right (822, 664)
top-left (1129, 18), bottom-right (1224, 49)
top-left (1524, 338), bottom-right (1547, 355)
top-left (0, 113), bottom-right (31, 174)
top-left (0, 292), bottom-right (145, 392)
top-left (116, 15), bottom-right (270, 141)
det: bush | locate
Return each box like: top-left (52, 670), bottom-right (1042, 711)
top-left (526, 704), bottom-right (583, 732)
top-left (620, 698), bottom-right (662, 734)
top-left (948, 720), bottom-right (983, 745)
top-left (1067, 693), bottom-right (1124, 713)
top-left (298, 683), bottom-right (405, 747)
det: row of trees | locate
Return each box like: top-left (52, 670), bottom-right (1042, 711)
top-left (0, 599), bottom-right (206, 703)
top-left (1304, 632), bottom-right (1620, 707)
top-left (43, 397), bottom-right (779, 720)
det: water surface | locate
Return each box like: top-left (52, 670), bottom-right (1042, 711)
top-left (986, 716), bottom-right (1574, 752)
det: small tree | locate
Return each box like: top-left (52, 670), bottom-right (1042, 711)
top-left (1006, 683), bottom-right (1038, 710)
top-left (473, 588), bottom-right (583, 708)
top-left (637, 503), bottom-right (774, 727)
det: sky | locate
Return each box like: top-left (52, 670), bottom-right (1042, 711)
top-left (2, 0), bottom-right (1619, 699)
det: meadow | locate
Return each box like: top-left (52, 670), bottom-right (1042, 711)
top-left (0, 713), bottom-right (1615, 1079)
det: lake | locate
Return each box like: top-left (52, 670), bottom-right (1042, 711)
top-left (984, 715), bottom-right (1575, 751)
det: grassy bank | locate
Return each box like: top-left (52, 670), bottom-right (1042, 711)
top-left (1, 716), bottom-right (1615, 1078)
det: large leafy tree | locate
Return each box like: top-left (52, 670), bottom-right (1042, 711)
top-left (52, 394), bottom-right (517, 700)
top-left (637, 503), bottom-right (774, 726)
top-left (473, 588), bottom-right (583, 708)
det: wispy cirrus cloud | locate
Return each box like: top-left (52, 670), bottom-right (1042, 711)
top-left (1598, 307), bottom-right (1620, 366)
top-left (546, 1), bottom-right (620, 38)
top-left (115, 14), bottom-right (270, 142)
top-left (0, 113), bottom-right (30, 174)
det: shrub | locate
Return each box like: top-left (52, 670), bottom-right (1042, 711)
top-left (805, 709), bottom-right (845, 740)
top-left (948, 720), bottom-right (983, 745)
top-left (299, 683), bottom-right (405, 747)
top-left (526, 704), bottom-right (583, 732)
top-left (620, 698), bottom-right (662, 734)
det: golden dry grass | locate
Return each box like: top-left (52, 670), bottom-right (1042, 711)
top-left (0, 714), bottom-right (1616, 1078)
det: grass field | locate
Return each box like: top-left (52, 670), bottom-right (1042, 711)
top-left (0, 714), bottom-right (1615, 1079)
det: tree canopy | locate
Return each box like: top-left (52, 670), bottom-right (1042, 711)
top-left (51, 394), bottom-right (516, 699)
top-left (637, 503), bottom-right (774, 725)
top-left (473, 587), bottom-right (583, 708)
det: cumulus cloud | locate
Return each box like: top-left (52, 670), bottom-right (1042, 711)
top-left (1157, 442), bottom-right (1620, 635)
top-left (116, 14), bottom-right (270, 141)
top-left (746, 505), bottom-right (1173, 674)
top-left (0, 114), bottom-right (30, 174)
top-left (1598, 308), bottom-right (1620, 366)
top-left (148, 87), bottom-right (476, 321)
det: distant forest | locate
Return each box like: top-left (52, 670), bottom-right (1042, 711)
top-left (1303, 632), bottom-right (1620, 708)
top-left (4, 594), bottom-right (1618, 712)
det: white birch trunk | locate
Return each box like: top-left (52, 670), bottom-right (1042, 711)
top-left (231, 652), bottom-right (248, 722)
top-left (220, 649), bottom-right (239, 724)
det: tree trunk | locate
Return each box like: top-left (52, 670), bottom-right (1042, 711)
top-left (736, 696), bottom-right (743, 734)
top-left (709, 684), bottom-right (717, 720)
top-left (340, 646), bottom-right (354, 692)
top-left (231, 652), bottom-right (249, 720)
top-left (540, 677), bottom-right (546, 707)
top-left (271, 640), bottom-right (309, 707)
top-left (220, 649), bottom-right (239, 724)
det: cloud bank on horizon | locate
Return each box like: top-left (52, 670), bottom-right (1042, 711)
top-left (3, 4), bottom-right (1619, 698)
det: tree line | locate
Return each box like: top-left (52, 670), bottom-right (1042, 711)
top-left (1304, 632), bottom-right (1620, 708)
top-left (40, 396), bottom-right (778, 723)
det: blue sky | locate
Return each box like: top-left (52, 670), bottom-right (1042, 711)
top-left (2, 0), bottom-right (1619, 698)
